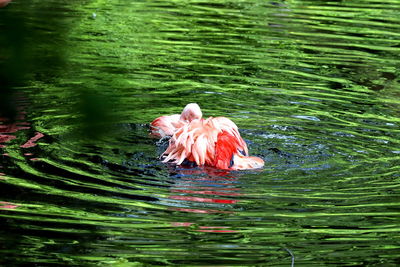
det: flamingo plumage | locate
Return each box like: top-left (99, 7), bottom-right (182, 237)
top-left (150, 103), bottom-right (202, 138)
top-left (150, 103), bottom-right (264, 170)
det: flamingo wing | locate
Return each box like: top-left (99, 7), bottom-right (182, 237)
top-left (150, 114), bottom-right (180, 137)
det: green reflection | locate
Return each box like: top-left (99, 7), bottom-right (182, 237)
top-left (0, 0), bottom-right (400, 266)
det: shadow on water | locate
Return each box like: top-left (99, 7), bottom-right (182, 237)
top-left (0, 1), bottom-right (117, 139)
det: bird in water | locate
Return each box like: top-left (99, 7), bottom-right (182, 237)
top-left (150, 103), bottom-right (264, 170)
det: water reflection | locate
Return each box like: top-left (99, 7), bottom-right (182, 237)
top-left (167, 166), bottom-right (264, 234)
top-left (0, 0), bottom-right (399, 266)
top-left (0, 98), bottom-right (44, 161)
top-left (0, 201), bottom-right (18, 210)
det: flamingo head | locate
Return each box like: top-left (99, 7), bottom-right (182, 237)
top-left (180, 103), bottom-right (202, 122)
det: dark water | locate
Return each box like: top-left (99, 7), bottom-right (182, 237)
top-left (1, 0), bottom-right (400, 266)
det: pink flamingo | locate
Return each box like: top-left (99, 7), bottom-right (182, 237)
top-left (151, 103), bottom-right (264, 170)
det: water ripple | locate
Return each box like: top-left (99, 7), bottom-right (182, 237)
top-left (1, 0), bottom-right (399, 266)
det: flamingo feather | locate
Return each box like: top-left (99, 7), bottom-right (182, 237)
top-left (151, 103), bottom-right (264, 170)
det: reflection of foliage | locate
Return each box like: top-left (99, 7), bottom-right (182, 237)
top-left (0, 2), bottom-right (68, 119)
top-left (0, 1), bottom-right (119, 138)
top-left (284, 0), bottom-right (400, 92)
top-left (1, 0), bottom-right (399, 131)
top-left (0, 1), bottom-right (399, 266)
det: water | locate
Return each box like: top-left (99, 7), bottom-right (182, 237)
top-left (1, 1), bottom-right (399, 266)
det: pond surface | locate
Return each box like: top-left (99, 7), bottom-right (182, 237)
top-left (1, 0), bottom-right (400, 266)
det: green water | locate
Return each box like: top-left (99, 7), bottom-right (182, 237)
top-left (1, 0), bottom-right (400, 266)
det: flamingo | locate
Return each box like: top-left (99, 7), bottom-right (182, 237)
top-left (151, 103), bottom-right (264, 170)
